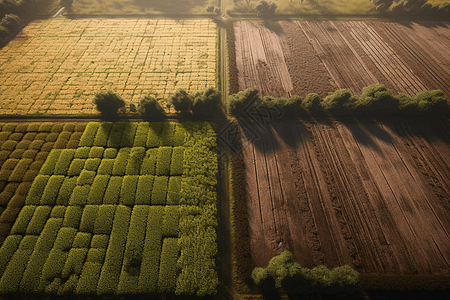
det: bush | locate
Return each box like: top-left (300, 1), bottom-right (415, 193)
top-left (61, 248), bottom-right (88, 279)
top-left (140, 148), bottom-right (158, 175)
top-left (415, 89), bottom-right (449, 115)
top-left (86, 248), bottom-right (106, 264)
top-left (97, 159), bottom-right (115, 175)
top-left (53, 227), bottom-right (78, 251)
top-left (173, 124), bottom-right (187, 146)
top-left (152, 176), bottom-right (168, 205)
top-left (107, 122), bottom-right (126, 148)
top-left (91, 234), bottom-right (110, 249)
top-left (63, 206), bottom-right (83, 229)
top-left (89, 146), bottom-right (104, 158)
top-left (74, 147), bottom-right (90, 159)
top-left (93, 122), bottom-right (113, 147)
top-left (68, 185), bottom-right (91, 206)
top-left (0, 235), bottom-right (22, 278)
top-left (228, 87), bottom-right (260, 116)
top-left (146, 122), bottom-right (163, 148)
top-left (170, 147), bottom-right (184, 176)
top-left (167, 176), bottom-right (181, 205)
top-left (103, 147), bottom-right (117, 159)
top-left (139, 95), bottom-right (166, 120)
top-left (255, 0), bottom-right (277, 17)
top-left (157, 238), bottom-right (179, 293)
top-left (112, 147), bottom-right (131, 175)
top-left (39, 149), bottom-right (62, 175)
top-left (72, 232), bottom-right (92, 248)
top-left (135, 175), bottom-right (155, 205)
top-left (168, 89), bottom-right (193, 116)
top-left (50, 205), bottom-right (66, 218)
top-left (18, 249), bottom-right (48, 293)
top-left (76, 262), bottom-right (102, 294)
top-left (93, 205), bottom-right (116, 235)
top-left (191, 87), bottom-right (221, 118)
top-left (68, 158), bottom-right (86, 176)
top-left (84, 158), bottom-right (101, 172)
top-left (11, 206), bottom-right (36, 235)
top-left (120, 123), bottom-right (138, 148)
top-left (358, 84), bottom-right (399, 117)
top-left (54, 149), bottom-right (75, 175)
top-left (0, 243), bottom-right (36, 293)
top-left (80, 205), bottom-right (99, 233)
top-left (56, 176), bottom-right (77, 206)
top-left (251, 267), bottom-right (276, 294)
top-left (133, 122), bottom-right (150, 147)
top-left (302, 93), bottom-right (322, 114)
top-left (92, 90), bottom-right (125, 117)
top-left (156, 146), bottom-right (172, 176)
top-left (76, 170), bottom-right (96, 185)
top-left (160, 122), bottom-right (177, 146)
top-left (78, 123), bottom-right (99, 147)
top-left (119, 175), bottom-right (139, 206)
top-left (322, 89), bottom-right (356, 116)
top-left (104, 176), bottom-right (123, 204)
top-left (397, 93), bottom-right (419, 116)
top-left (162, 206), bottom-right (180, 237)
top-left (87, 175), bottom-right (110, 205)
top-left (34, 218), bottom-right (62, 251)
top-left (26, 205), bottom-right (51, 235)
top-left (126, 147), bottom-right (145, 175)
top-left (41, 175), bottom-right (65, 205)
top-left (38, 249), bottom-right (68, 292)
top-left (8, 158), bottom-right (32, 181)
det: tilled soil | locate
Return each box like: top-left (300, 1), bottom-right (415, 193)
top-left (240, 120), bottom-right (450, 289)
top-left (233, 20), bottom-right (450, 100)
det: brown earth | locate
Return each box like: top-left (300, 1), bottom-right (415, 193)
top-left (239, 120), bottom-right (450, 289)
top-left (233, 20), bottom-right (450, 100)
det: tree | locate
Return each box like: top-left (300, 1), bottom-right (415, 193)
top-left (191, 87), bottom-right (221, 119)
top-left (92, 90), bottom-right (125, 119)
top-left (168, 89), bottom-right (193, 116)
top-left (138, 95), bottom-right (166, 120)
top-left (255, 0), bottom-right (277, 17)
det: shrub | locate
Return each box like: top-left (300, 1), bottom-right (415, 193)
top-left (60, 274), bottom-right (78, 295)
top-left (397, 93), bottom-right (419, 116)
top-left (39, 149), bottom-right (62, 175)
top-left (255, 0), bottom-right (277, 17)
top-left (104, 176), bottom-right (123, 204)
top-left (28, 139), bottom-right (45, 150)
top-left (11, 205), bottom-right (36, 235)
top-left (107, 122), bottom-right (126, 148)
top-left (8, 158), bottom-right (32, 181)
top-left (173, 124), bottom-right (187, 146)
top-left (89, 146), bottom-right (104, 158)
top-left (156, 146), bottom-right (172, 176)
top-left (160, 122), bottom-right (177, 146)
top-left (67, 158), bottom-right (85, 176)
top-left (415, 89), bottom-right (449, 115)
top-left (112, 147), bottom-right (131, 175)
top-left (76, 262), bottom-right (102, 294)
top-left (88, 175), bottom-right (110, 205)
top-left (84, 158), bottom-right (101, 172)
top-left (322, 89), bottom-right (356, 116)
top-left (41, 175), bottom-right (65, 205)
top-left (228, 87), bottom-right (260, 116)
top-left (140, 148), bottom-right (158, 175)
top-left (34, 218), bottom-right (63, 252)
top-left (91, 234), bottom-right (110, 249)
top-left (68, 185), bottom-right (91, 206)
top-left (103, 147), bottom-right (118, 159)
top-left (162, 206), bottom-right (180, 237)
top-left (119, 175), bottom-right (139, 206)
top-left (251, 267), bottom-right (276, 294)
top-left (72, 232), bottom-right (92, 248)
top-left (97, 158), bottom-right (115, 175)
top-left (331, 265), bottom-right (360, 295)
top-left (50, 206), bottom-right (66, 218)
top-left (63, 206), bottom-right (83, 229)
top-left (54, 227), bottom-right (78, 251)
top-left (138, 248), bottom-right (160, 293)
top-left (54, 149), bottom-right (75, 175)
top-left (26, 205), bottom-right (51, 235)
top-left (80, 205), bottom-right (99, 233)
top-left (139, 95), bottom-right (166, 120)
top-left (120, 123), bottom-right (138, 148)
top-left (93, 205), bottom-right (116, 235)
top-left (158, 238), bottom-right (179, 293)
top-left (16, 140), bottom-right (31, 149)
top-left (135, 175), bottom-right (155, 205)
top-left (0, 235), bottom-right (22, 278)
top-left (77, 170), bottom-right (96, 186)
top-left (167, 176), bottom-right (181, 205)
top-left (359, 84), bottom-right (399, 117)
top-left (191, 87), bottom-right (221, 118)
top-left (170, 147), bottom-right (184, 176)
top-left (78, 123), bottom-right (99, 147)
top-left (302, 93), bottom-right (322, 114)
top-left (19, 249), bottom-right (49, 292)
top-left (61, 248), bottom-right (88, 279)
top-left (93, 90), bottom-right (125, 117)
top-left (146, 122), bottom-right (163, 148)
top-left (126, 147), bottom-right (145, 175)
top-left (93, 122), bottom-right (113, 147)
top-left (168, 89), bottom-right (193, 116)
top-left (86, 248), bottom-right (106, 264)
top-left (56, 176), bottom-right (77, 206)
top-left (38, 249), bottom-right (68, 292)
top-left (133, 122), bottom-right (150, 147)
top-left (74, 147), bottom-right (90, 159)
top-left (152, 176), bottom-right (168, 205)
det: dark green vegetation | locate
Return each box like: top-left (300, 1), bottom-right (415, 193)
top-left (0, 121), bottom-right (218, 296)
top-left (228, 85), bottom-right (450, 119)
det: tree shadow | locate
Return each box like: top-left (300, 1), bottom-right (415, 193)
top-left (262, 19), bottom-right (286, 36)
top-left (131, 0), bottom-right (212, 14)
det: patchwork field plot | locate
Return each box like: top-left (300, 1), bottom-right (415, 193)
top-left (0, 121), bottom-right (219, 296)
top-left (0, 122), bottom-right (86, 246)
top-left (232, 20), bottom-right (450, 100)
top-left (238, 120), bottom-right (450, 289)
top-left (0, 19), bottom-right (217, 116)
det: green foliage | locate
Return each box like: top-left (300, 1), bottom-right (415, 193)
top-left (26, 205), bottom-right (52, 235)
top-left (170, 147), bottom-right (184, 176)
top-left (63, 206), bottom-right (83, 229)
top-left (191, 87), bottom-right (221, 118)
top-left (89, 146), bottom-right (104, 158)
top-left (322, 89), bottom-right (356, 116)
top-left (158, 238), bottom-right (179, 293)
top-left (93, 205), bottom-right (116, 235)
top-left (19, 249), bottom-right (48, 293)
top-left (88, 175), bottom-right (110, 205)
top-left (56, 176), bottom-right (77, 206)
top-left (156, 146), bottom-right (172, 176)
top-left (38, 249), bottom-right (68, 292)
top-left (397, 93), bottom-right (419, 116)
top-left (168, 89), bottom-right (193, 116)
top-left (103, 147), bottom-right (117, 159)
top-left (120, 175), bottom-right (139, 206)
top-left (251, 267), bottom-right (276, 294)
top-left (160, 122), bottom-right (177, 146)
top-left (8, 158), bottom-right (32, 181)
top-left (173, 123), bottom-right (187, 146)
top-left (126, 147), bottom-right (145, 175)
top-left (93, 90), bottom-right (125, 116)
top-left (78, 123), bottom-right (99, 147)
top-left (1, 140), bottom-right (17, 151)
top-left (167, 176), bottom-right (182, 205)
top-left (39, 150), bottom-right (62, 175)
top-left (359, 84), bottom-right (399, 116)
top-left (76, 262), bottom-right (102, 294)
top-left (140, 148), bottom-right (158, 175)
top-left (93, 122), bottom-right (113, 147)
top-left (51, 206), bottom-right (67, 218)
top-left (0, 235), bottom-right (22, 278)
top-left (112, 147), bottom-right (130, 175)
top-left (86, 248), bottom-right (106, 264)
top-left (302, 93), bottom-right (322, 114)
top-left (74, 147), bottom-right (90, 159)
top-left (133, 122), bottom-right (150, 147)
top-left (69, 185), bottom-right (91, 206)
top-left (39, 175), bottom-right (64, 205)
top-left (77, 170), bottom-right (96, 186)
top-left (120, 123), bottom-right (138, 148)
top-left (104, 176), bottom-right (123, 204)
top-left (54, 149), bottom-right (75, 175)
top-left (10, 205), bottom-right (36, 235)
top-left (25, 175), bottom-right (50, 205)
top-left (152, 176), bottom-right (168, 205)
top-left (227, 87), bottom-right (260, 116)
top-left (138, 95), bottom-right (166, 120)
top-left (84, 158), bottom-right (101, 172)
top-left (330, 265), bottom-right (360, 295)
top-left (135, 175), bottom-right (155, 205)
top-left (80, 205), bottom-right (99, 233)
top-left (91, 234), bottom-right (110, 249)
top-left (61, 248), bottom-right (88, 278)
top-left (415, 89), bottom-right (449, 115)
top-left (60, 274), bottom-right (78, 295)
top-left (54, 227), bottom-right (78, 251)
top-left (68, 158), bottom-right (86, 176)
top-left (146, 122), bottom-right (163, 148)
top-left (162, 206), bottom-right (180, 237)
top-left (72, 232), bottom-right (92, 248)
top-left (97, 159), bottom-right (115, 175)
top-left (107, 122), bottom-right (126, 148)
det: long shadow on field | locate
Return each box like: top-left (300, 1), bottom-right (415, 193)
top-left (132, 0), bottom-right (211, 14)
top-left (262, 20), bottom-right (286, 36)
top-left (384, 19), bottom-right (450, 30)
top-left (344, 120), bottom-right (381, 152)
top-left (236, 118), bottom-right (282, 152)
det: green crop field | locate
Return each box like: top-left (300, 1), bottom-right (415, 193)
top-left (0, 19), bottom-right (217, 116)
top-left (0, 121), bottom-right (218, 296)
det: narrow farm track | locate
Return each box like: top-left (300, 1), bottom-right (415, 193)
top-left (241, 121), bottom-right (450, 283)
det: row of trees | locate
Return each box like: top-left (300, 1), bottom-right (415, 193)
top-left (371, 0), bottom-right (450, 16)
top-left (227, 84), bottom-right (449, 119)
top-left (252, 251), bottom-right (361, 299)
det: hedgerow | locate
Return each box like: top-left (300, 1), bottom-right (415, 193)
top-left (93, 205), bottom-right (116, 235)
top-left (19, 249), bottom-right (50, 293)
top-left (88, 175), bottom-right (110, 205)
top-left (152, 176), bottom-right (168, 205)
top-left (40, 175), bottom-right (65, 205)
top-left (78, 123), bottom-right (99, 147)
top-left (97, 159), bottom-right (115, 175)
top-left (90, 234), bottom-right (110, 249)
top-left (119, 175), bottom-right (139, 206)
top-left (97, 205), bottom-right (131, 294)
top-left (75, 147), bottom-right (90, 159)
top-left (54, 149), bottom-right (75, 175)
top-left (146, 122), bottom-right (163, 148)
top-left (86, 248), bottom-right (106, 264)
top-left (26, 205), bottom-right (52, 235)
top-left (60, 274), bottom-right (79, 295)
top-left (120, 123), bottom-right (138, 148)
top-left (84, 158), bottom-right (101, 172)
top-left (133, 122), bottom-right (150, 147)
top-left (11, 205), bottom-right (36, 234)
top-left (56, 176), bottom-right (77, 206)
top-left (107, 122), bottom-right (126, 148)
top-left (38, 249), bottom-right (68, 292)
top-left (126, 147), bottom-right (145, 175)
top-left (68, 159), bottom-right (86, 176)
top-left (140, 148), bottom-right (158, 175)
top-left (162, 206), bottom-right (180, 237)
top-left (54, 227), bottom-right (78, 251)
top-left (0, 235), bottom-right (22, 278)
top-left (93, 123), bottom-right (113, 147)
top-left (69, 185), bottom-right (91, 206)
top-left (103, 148), bottom-right (118, 159)
top-left (156, 147), bottom-right (172, 176)
top-left (76, 262), bottom-right (102, 294)
top-left (8, 158), bottom-right (32, 181)
top-left (63, 206), bottom-right (83, 229)
top-left (158, 238), bottom-right (179, 294)
top-left (39, 150), bottom-right (62, 175)
top-left (170, 147), bottom-right (184, 176)
top-left (77, 170), bottom-right (96, 186)
top-left (61, 248), bottom-right (88, 278)
top-left (104, 176), bottom-right (123, 205)
top-left (50, 206), bottom-right (66, 218)
top-left (72, 232), bottom-right (92, 248)
top-left (135, 175), bottom-right (155, 205)
top-left (112, 147), bottom-right (130, 175)
top-left (89, 147), bottom-right (104, 159)
top-left (167, 176), bottom-right (181, 205)
top-left (160, 122), bottom-right (176, 146)
top-left (138, 206), bottom-right (163, 294)
top-left (80, 205), bottom-right (99, 233)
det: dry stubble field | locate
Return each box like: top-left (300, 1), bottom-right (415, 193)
top-left (0, 18), bottom-right (216, 116)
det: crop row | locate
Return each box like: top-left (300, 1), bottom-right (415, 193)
top-left (0, 204), bottom-right (180, 294)
top-left (0, 123), bottom-right (85, 246)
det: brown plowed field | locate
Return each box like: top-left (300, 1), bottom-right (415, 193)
top-left (241, 121), bottom-right (450, 288)
top-left (233, 20), bottom-right (450, 99)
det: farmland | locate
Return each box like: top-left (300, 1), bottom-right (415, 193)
top-left (0, 18), bottom-right (217, 116)
top-left (0, 121), bottom-right (219, 296)
top-left (231, 20), bottom-right (450, 100)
